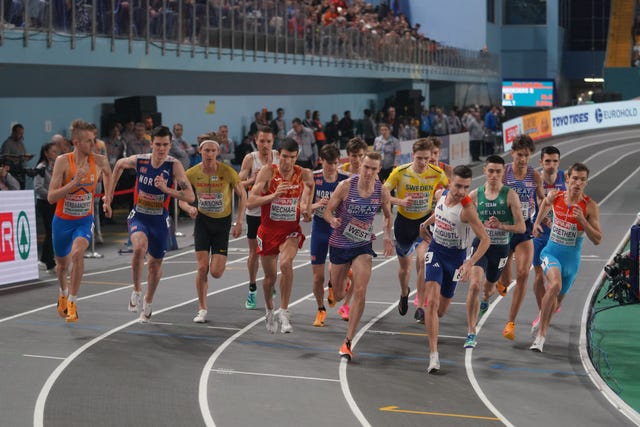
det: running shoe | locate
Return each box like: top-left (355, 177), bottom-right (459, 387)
top-left (279, 309), bottom-right (293, 333)
top-left (139, 302), bottom-right (152, 323)
top-left (464, 333), bottom-right (477, 349)
top-left (479, 299), bottom-right (489, 317)
top-left (193, 309), bottom-right (208, 323)
top-left (414, 307), bottom-right (425, 324)
top-left (530, 335), bottom-right (545, 352)
top-left (338, 304), bottom-right (350, 321)
top-left (398, 287), bottom-right (410, 316)
top-left (265, 309), bottom-right (277, 334)
top-left (496, 281), bottom-right (508, 297)
top-left (427, 352), bottom-right (440, 373)
top-left (502, 321), bottom-right (515, 340)
top-left (327, 284), bottom-right (336, 308)
top-left (312, 309), bottom-right (327, 327)
top-left (339, 340), bottom-right (353, 361)
top-left (245, 290), bottom-right (257, 310)
top-left (531, 313), bottom-right (541, 338)
top-left (65, 301), bottom-right (78, 323)
top-left (57, 294), bottom-right (68, 318)
top-left (128, 290), bottom-right (141, 313)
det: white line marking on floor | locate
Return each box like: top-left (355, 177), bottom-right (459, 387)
top-left (206, 326), bottom-right (242, 331)
top-left (23, 354), bottom-right (66, 360)
top-left (210, 368), bottom-right (340, 383)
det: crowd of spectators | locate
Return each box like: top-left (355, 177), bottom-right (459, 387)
top-left (632, 4), bottom-right (640, 67)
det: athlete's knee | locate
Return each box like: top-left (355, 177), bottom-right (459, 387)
top-left (209, 268), bottom-right (224, 279)
top-left (280, 257), bottom-right (294, 272)
top-left (197, 263), bottom-right (209, 278)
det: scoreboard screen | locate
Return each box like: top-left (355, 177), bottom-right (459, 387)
top-left (502, 80), bottom-right (554, 108)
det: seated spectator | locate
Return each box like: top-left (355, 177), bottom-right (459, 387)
top-left (0, 158), bottom-right (20, 190)
top-left (106, 123), bottom-right (126, 168)
top-left (170, 123), bottom-right (193, 169)
top-left (233, 134), bottom-right (257, 165)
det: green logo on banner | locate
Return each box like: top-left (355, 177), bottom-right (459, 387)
top-left (17, 211), bottom-right (31, 260)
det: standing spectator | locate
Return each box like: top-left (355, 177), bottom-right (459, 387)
top-left (270, 108), bottom-right (287, 148)
top-left (361, 109), bottom-right (377, 145)
top-left (121, 120), bottom-right (136, 145)
top-left (420, 107), bottom-right (432, 137)
top-left (217, 125), bottom-right (235, 164)
top-left (1, 123), bottom-right (30, 189)
top-left (310, 110), bottom-right (327, 150)
top-left (249, 111), bottom-right (266, 137)
top-left (234, 134), bottom-right (257, 165)
top-left (91, 124), bottom-right (107, 244)
top-left (170, 123), bottom-right (193, 170)
top-left (106, 124), bottom-right (126, 169)
top-left (338, 110), bottom-right (354, 149)
top-left (287, 118), bottom-right (317, 169)
top-left (127, 122), bottom-right (151, 156)
top-left (447, 109), bottom-right (462, 134)
top-left (51, 134), bottom-right (73, 155)
top-left (385, 106), bottom-right (400, 138)
top-left (302, 109), bottom-right (314, 128)
top-left (324, 114), bottom-right (340, 145)
top-left (431, 108), bottom-right (450, 136)
top-left (373, 123), bottom-right (401, 182)
top-left (399, 117), bottom-right (418, 141)
top-left (0, 157), bottom-right (20, 190)
top-left (484, 105), bottom-right (499, 156)
top-left (466, 109), bottom-right (485, 162)
top-left (34, 142), bottom-right (59, 273)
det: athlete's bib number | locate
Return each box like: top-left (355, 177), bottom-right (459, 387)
top-left (136, 190), bottom-right (165, 215)
top-left (62, 193), bottom-right (92, 217)
top-left (550, 218), bottom-right (578, 246)
top-left (452, 269), bottom-right (462, 282)
top-left (343, 217), bottom-right (373, 243)
top-left (270, 197), bottom-right (298, 221)
top-left (405, 192), bottom-right (429, 213)
top-left (498, 256), bottom-right (508, 269)
top-left (424, 251), bottom-right (434, 264)
top-left (198, 192), bottom-right (224, 214)
top-left (521, 201), bottom-right (529, 219)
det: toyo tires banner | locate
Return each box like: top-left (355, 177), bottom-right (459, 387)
top-left (502, 100), bottom-right (640, 151)
top-left (0, 190), bottom-right (38, 286)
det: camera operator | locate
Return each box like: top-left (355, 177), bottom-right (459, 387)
top-left (1, 123), bottom-right (33, 189)
top-left (0, 157), bottom-right (20, 191)
top-left (34, 142), bottom-right (59, 272)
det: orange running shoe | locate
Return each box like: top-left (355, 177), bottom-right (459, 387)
top-left (57, 294), bottom-right (68, 318)
top-left (339, 340), bottom-right (353, 361)
top-left (313, 309), bottom-right (327, 327)
top-left (65, 301), bottom-right (78, 323)
top-left (496, 281), bottom-right (508, 297)
top-left (503, 321), bottom-right (515, 340)
top-left (327, 283), bottom-right (336, 308)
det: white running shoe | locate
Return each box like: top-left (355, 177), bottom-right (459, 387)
top-left (139, 302), bottom-right (152, 323)
top-left (265, 309), bottom-right (277, 334)
top-left (279, 309), bottom-right (293, 333)
top-left (530, 335), bottom-right (545, 352)
top-left (128, 291), bottom-right (142, 313)
top-left (193, 309), bottom-right (208, 323)
top-left (427, 352), bottom-right (440, 373)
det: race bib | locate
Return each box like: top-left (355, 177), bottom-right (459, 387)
top-left (521, 201), bottom-right (529, 219)
top-left (198, 192), bottom-right (224, 214)
top-left (62, 193), bottom-right (92, 217)
top-left (498, 256), bottom-right (508, 269)
top-left (452, 268), bottom-right (462, 282)
top-left (136, 190), bottom-right (165, 215)
top-left (342, 217), bottom-right (373, 243)
top-left (550, 218), bottom-right (578, 246)
top-left (486, 227), bottom-right (510, 245)
top-left (424, 251), bottom-right (434, 264)
top-left (270, 197), bottom-right (298, 221)
top-left (405, 192), bottom-right (429, 213)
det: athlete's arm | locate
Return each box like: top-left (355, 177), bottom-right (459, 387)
top-left (580, 198), bottom-right (602, 245)
top-left (532, 189), bottom-right (557, 236)
top-left (504, 188), bottom-right (525, 234)
top-left (106, 155), bottom-right (138, 205)
top-left (323, 178), bottom-right (348, 228)
top-left (47, 155), bottom-right (87, 204)
top-left (460, 204), bottom-right (490, 281)
top-left (157, 161), bottom-right (195, 203)
top-left (96, 154), bottom-right (113, 218)
top-left (232, 180), bottom-right (247, 237)
top-left (533, 170), bottom-right (545, 202)
top-left (380, 185), bottom-right (395, 256)
top-left (238, 153), bottom-right (255, 188)
top-left (247, 165), bottom-right (277, 210)
top-left (300, 168), bottom-right (315, 222)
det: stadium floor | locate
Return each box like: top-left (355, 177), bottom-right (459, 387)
top-left (2, 126), bottom-right (640, 427)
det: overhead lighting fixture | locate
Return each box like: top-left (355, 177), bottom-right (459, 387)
top-left (584, 77), bottom-right (604, 83)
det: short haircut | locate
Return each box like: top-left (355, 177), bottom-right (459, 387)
top-left (345, 137), bottom-right (368, 154)
top-left (69, 119), bottom-right (93, 139)
top-left (378, 122), bottom-right (390, 130)
top-left (485, 155), bottom-right (505, 165)
top-left (412, 138), bottom-right (434, 153)
top-left (541, 145), bottom-right (560, 158)
top-left (197, 133), bottom-right (215, 144)
top-left (11, 123), bottom-right (24, 133)
top-left (365, 151), bottom-right (381, 162)
top-left (291, 118), bottom-right (303, 125)
top-left (320, 143), bottom-right (340, 161)
top-left (152, 125), bottom-right (172, 140)
top-left (429, 136), bottom-right (442, 149)
top-left (511, 134), bottom-right (535, 153)
top-left (279, 137), bottom-right (299, 153)
top-left (568, 162), bottom-right (589, 177)
top-left (257, 126), bottom-right (274, 135)
top-left (453, 164), bottom-right (472, 179)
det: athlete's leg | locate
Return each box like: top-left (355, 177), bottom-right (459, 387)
top-left (344, 253), bottom-right (373, 341)
top-left (312, 263), bottom-right (326, 308)
top-left (538, 266), bottom-right (561, 337)
top-left (415, 241), bottom-right (428, 307)
top-left (466, 266), bottom-right (484, 334)
top-left (425, 280), bottom-right (442, 354)
top-left (260, 254), bottom-right (278, 310)
top-left (508, 239), bottom-right (534, 323)
top-left (247, 238), bottom-right (259, 284)
top-left (130, 231), bottom-right (149, 294)
top-left (194, 251), bottom-right (210, 311)
top-left (278, 237), bottom-right (301, 310)
top-left (533, 265), bottom-right (546, 310)
top-left (144, 255), bottom-right (163, 304)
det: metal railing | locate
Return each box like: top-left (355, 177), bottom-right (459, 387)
top-left (0, 0), bottom-right (499, 76)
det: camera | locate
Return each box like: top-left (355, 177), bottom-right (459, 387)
top-left (25, 167), bottom-right (46, 178)
top-left (603, 252), bottom-right (634, 305)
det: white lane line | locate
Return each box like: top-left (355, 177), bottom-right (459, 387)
top-left (210, 369), bottom-right (340, 383)
top-left (23, 354), bottom-right (66, 361)
top-left (206, 326), bottom-right (242, 331)
top-left (366, 330), bottom-right (467, 340)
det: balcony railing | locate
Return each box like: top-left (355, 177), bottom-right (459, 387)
top-left (0, 0), bottom-right (499, 76)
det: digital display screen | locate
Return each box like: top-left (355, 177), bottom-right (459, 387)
top-left (502, 80), bottom-right (554, 108)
